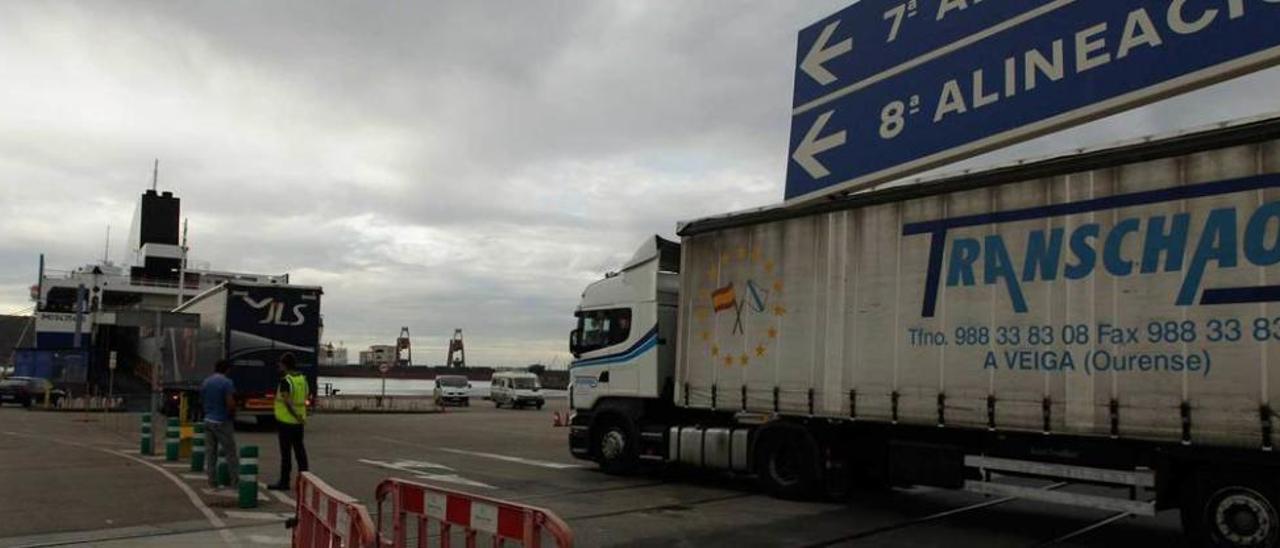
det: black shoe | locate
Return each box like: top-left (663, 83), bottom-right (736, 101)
top-left (267, 482), bottom-right (290, 491)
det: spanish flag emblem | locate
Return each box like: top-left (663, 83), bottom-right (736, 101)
top-left (711, 283), bottom-right (737, 312)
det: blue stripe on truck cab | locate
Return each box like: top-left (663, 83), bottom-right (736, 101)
top-left (570, 326), bottom-right (658, 370)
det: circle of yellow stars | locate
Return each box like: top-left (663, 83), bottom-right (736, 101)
top-left (693, 244), bottom-right (786, 368)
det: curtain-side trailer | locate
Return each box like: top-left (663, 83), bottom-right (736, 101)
top-left (167, 281), bottom-right (322, 421)
top-left (568, 117), bottom-right (1280, 547)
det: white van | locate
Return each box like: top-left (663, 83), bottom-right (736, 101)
top-left (489, 372), bottom-right (544, 409)
top-left (432, 375), bottom-right (472, 407)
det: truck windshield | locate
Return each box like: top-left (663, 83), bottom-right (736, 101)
top-left (437, 376), bottom-right (467, 387)
top-left (577, 308), bottom-right (631, 354)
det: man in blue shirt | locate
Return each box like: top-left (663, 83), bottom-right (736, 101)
top-left (200, 360), bottom-right (238, 490)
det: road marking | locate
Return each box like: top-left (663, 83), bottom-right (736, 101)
top-left (182, 473), bottom-right (206, 480)
top-left (201, 488), bottom-right (270, 502)
top-left (225, 510), bottom-right (293, 521)
top-left (1039, 512), bottom-right (1132, 546)
top-left (359, 457), bottom-right (454, 471)
top-left (247, 533), bottom-right (291, 545)
top-left (358, 458), bottom-right (495, 489)
top-left (161, 463), bottom-right (188, 469)
top-left (438, 447), bottom-right (588, 469)
top-left (0, 431), bottom-right (238, 546)
top-left (102, 449), bottom-right (237, 544)
top-left (202, 488), bottom-right (238, 498)
top-left (800, 482), bottom-right (1072, 548)
top-left (259, 482), bottom-right (297, 507)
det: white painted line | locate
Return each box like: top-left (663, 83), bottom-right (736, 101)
top-left (358, 458), bottom-right (454, 472)
top-left (259, 482), bottom-right (296, 508)
top-left (120, 448), bottom-right (140, 454)
top-left (202, 488), bottom-right (238, 498)
top-left (0, 431), bottom-right (238, 546)
top-left (102, 449), bottom-right (237, 544)
top-left (358, 458), bottom-right (495, 490)
top-left (438, 447), bottom-right (588, 469)
top-left (161, 463), bottom-right (188, 469)
top-left (225, 510), bottom-right (293, 521)
top-left (246, 533), bottom-right (291, 545)
top-left (181, 473), bottom-right (206, 480)
top-left (415, 473), bottom-right (497, 490)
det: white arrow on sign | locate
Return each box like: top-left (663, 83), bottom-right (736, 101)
top-left (800, 20), bottom-right (852, 86)
top-left (792, 110), bottom-right (846, 179)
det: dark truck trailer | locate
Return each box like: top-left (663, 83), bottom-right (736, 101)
top-left (568, 116), bottom-right (1280, 547)
top-left (166, 281), bottom-right (322, 421)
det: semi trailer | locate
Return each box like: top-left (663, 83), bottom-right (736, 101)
top-left (568, 116), bottom-right (1280, 547)
top-left (163, 281), bottom-right (322, 421)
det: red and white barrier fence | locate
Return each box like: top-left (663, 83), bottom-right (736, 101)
top-left (293, 472), bottom-right (378, 547)
top-left (375, 478), bottom-right (573, 548)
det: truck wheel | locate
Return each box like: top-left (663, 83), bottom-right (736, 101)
top-left (592, 416), bottom-right (638, 475)
top-left (755, 424), bottom-right (820, 500)
top-left (1185, 469), bottom-right (1280, 548)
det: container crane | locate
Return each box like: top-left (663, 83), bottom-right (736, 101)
top-left (445, 329), bottom-right (465, 369)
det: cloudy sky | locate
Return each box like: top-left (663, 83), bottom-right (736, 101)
top-left (2, 1), bottom-right (1279, 367)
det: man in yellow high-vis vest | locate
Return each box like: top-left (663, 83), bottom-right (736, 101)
top-left (268, 352), bottom-right (309, 490)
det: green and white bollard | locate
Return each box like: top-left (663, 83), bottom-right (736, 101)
top-left (165, 417), bottom-right (180, 461)
top-left (140, 414), bottom-right (153, 455)
top-left (217, 458), bottom-right (231, 487)
top-left (191, 423), bottom-right (205, 472)
top-left (238, 446), bottom-right (258, 509)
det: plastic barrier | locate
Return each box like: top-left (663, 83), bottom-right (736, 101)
top-left (375, 478), bottom-right (574, 548)
top-left (292, 472), bottom-right (377, 548)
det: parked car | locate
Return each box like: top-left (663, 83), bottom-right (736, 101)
top-left (433, 375), bottom-right (472, 407)
top-left (490, 372), bottom-right (543, 409)
top-left (0, 377), bottom-right (66, 408)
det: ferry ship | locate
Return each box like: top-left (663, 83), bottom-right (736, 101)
top-left (24, 187), bottom-right (297, 399)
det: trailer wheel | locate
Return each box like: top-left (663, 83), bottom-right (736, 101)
top-left (1185, 469), bottom-right (1280, 548)
top-left (755, 424), bottom-right (820, 500)
top-left (592, 415), bottom-right (638, 475)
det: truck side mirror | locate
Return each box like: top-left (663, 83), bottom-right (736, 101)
top-left (569, 329), bottom-right (582, 357)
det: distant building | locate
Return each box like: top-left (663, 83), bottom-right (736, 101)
top-left (319, 343), bottom-right (349, 366)
top-left (359, 345), bottom-right (396, 367)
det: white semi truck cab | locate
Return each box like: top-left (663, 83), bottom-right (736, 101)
top-left (568, 118), bottom-right (1280, 547)
top-left (568, 236), bottom-right (681, 472)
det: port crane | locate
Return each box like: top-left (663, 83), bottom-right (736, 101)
top-left (445, 329), bottom-right (465, 369)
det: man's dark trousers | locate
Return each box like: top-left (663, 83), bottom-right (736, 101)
top-left (277, 422), bottom-right (309, 481)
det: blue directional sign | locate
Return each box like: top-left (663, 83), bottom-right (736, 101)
top-left (786, 0), bottom-right (1280, 203)
top-left (792, 0), bottom-right (1064, 110)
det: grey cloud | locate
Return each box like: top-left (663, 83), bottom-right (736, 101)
top-left (3, 1), bottom-right (1279, 364)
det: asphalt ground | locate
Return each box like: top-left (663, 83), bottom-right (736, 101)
top-left (0, 398), bottom-right (1189, 547)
